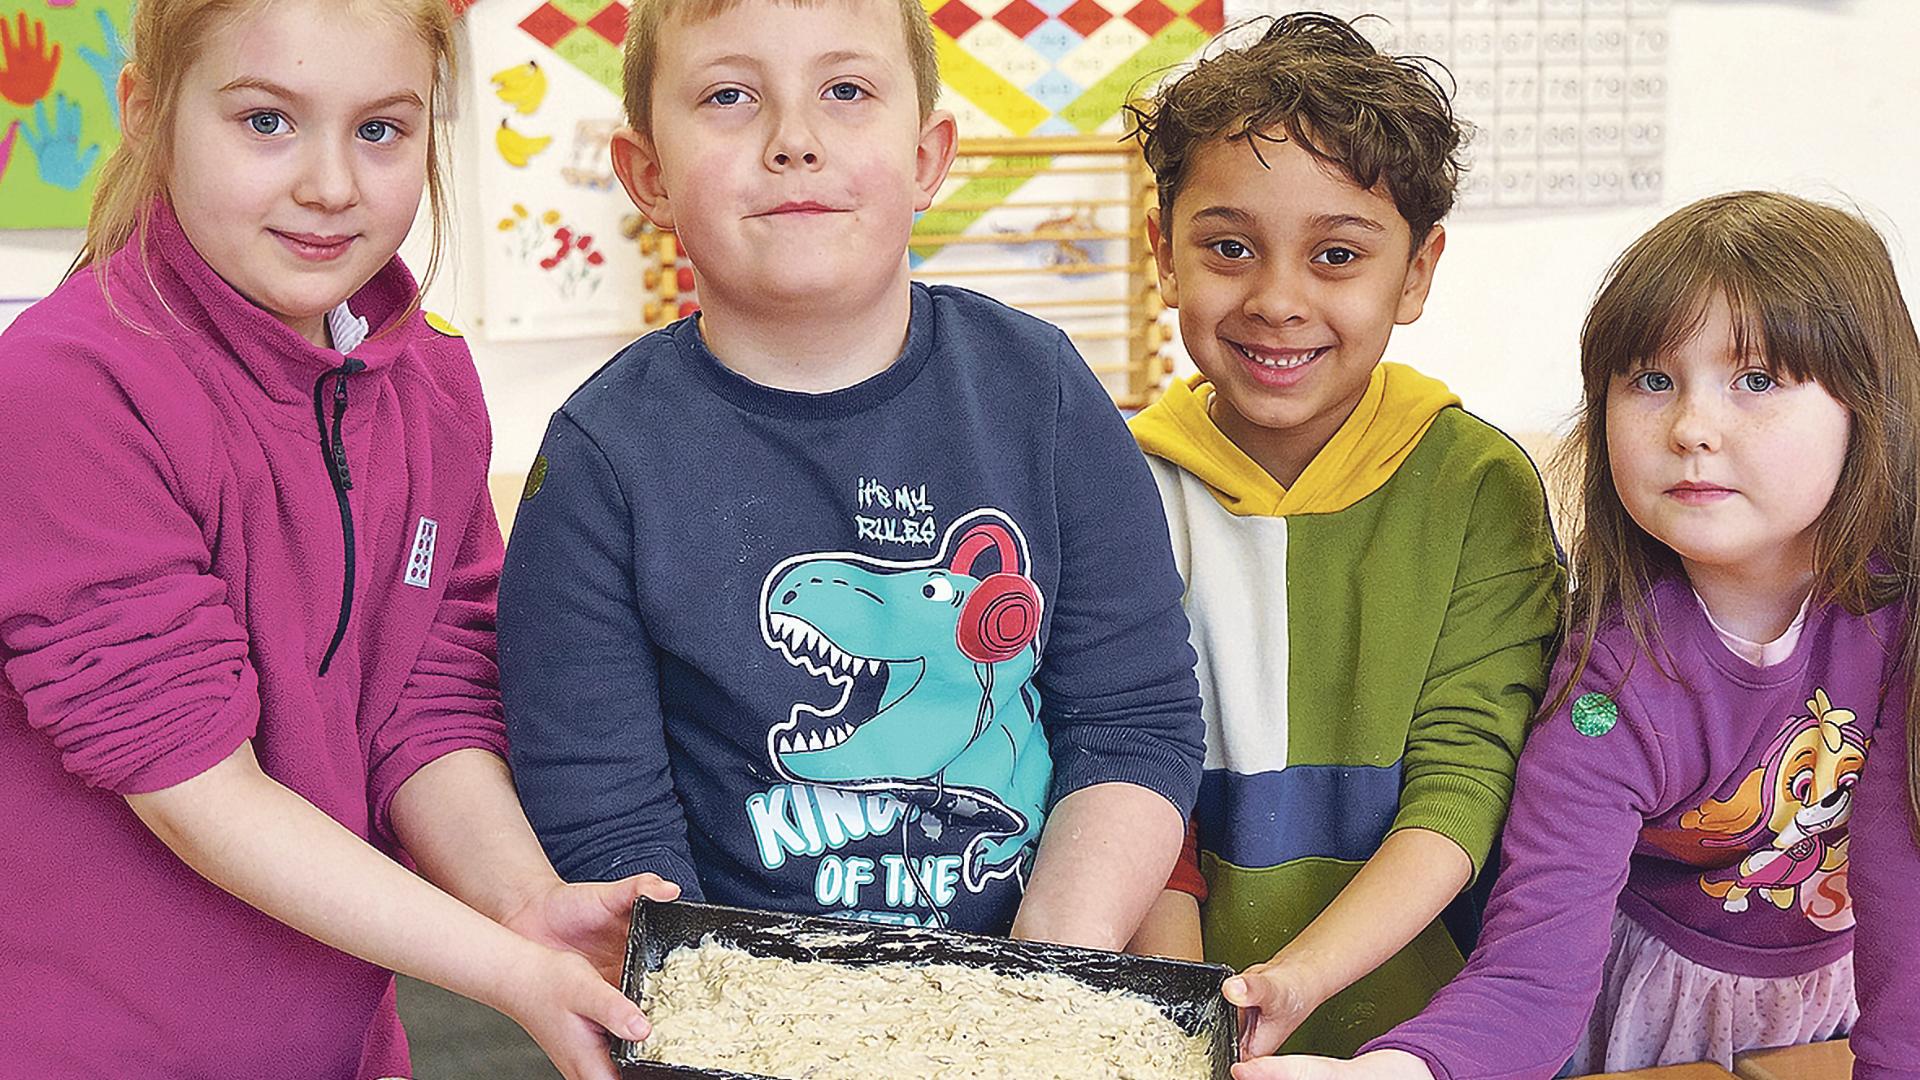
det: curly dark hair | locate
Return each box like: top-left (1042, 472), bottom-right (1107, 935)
top-left (1125, 13), bottom-right (1467, 249)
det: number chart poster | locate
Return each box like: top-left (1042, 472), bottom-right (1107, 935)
top-left (0, 4), bottom-right (135, 230)
top-left (1221, 0), bottom-right (1669, 210)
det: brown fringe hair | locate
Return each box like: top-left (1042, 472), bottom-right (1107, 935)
top-left (1546, 191), bottom-right (1920, 842)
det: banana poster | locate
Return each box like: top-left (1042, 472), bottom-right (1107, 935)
top-left (466, 0), bottom-right (650, 342)
top-left (0, 4), bottom-right (136, 230)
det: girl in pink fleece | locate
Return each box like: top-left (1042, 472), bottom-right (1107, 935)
top-left (0, 3), bottom-right (675, 1078)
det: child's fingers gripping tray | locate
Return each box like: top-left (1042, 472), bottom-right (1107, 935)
top-left (616, 899), bottom-right (1239, 1080)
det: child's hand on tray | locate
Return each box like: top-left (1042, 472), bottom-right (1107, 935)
top-left (489, 875), bottom-right (681, 1080)
top-left (1222, 959), bottom-right (1329, 1058)
top-left (503, 873), bottom-right (683, 982)
top-left (489, 939), bottom-right (656, 1080)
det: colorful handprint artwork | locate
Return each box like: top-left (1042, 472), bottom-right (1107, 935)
top-left (0, 3), bottom-right (134, 229)
top-left (0, 12), bottom-right (62, 107)
top-left (22, 92), bottom-right (99, 190)
top-left (78, 7), bottom-right (125, 123)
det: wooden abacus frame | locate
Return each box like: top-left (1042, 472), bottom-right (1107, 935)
top-left (623, 213), bottom-right (696, 329)
top-left (913, 136), bottom-right (1172, 410)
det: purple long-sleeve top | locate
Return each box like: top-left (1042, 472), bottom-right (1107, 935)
top-left (0, 203), bottom-right (509, 1078)
top-left (1367, 572), bottom-right (1920, 1080)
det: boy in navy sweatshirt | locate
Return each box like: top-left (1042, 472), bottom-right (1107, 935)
top-left (498, 0), bottom-right (1204, 945)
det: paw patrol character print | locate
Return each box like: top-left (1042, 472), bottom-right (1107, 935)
top-left (1682, 689), bottom-right (1867, 926)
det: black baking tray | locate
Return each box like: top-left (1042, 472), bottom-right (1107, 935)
top-left (614, 898), bottom-right (1239, 1080)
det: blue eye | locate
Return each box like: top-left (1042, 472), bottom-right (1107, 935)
top-left (247, 111), bottom-right (287, 136)
top-left (827, 82), bottom-right (865, 101)
top-left (1209, 239), bottom-right (1251, 260)
top-left (1633, 370), bottom-right (1673, 392)
top-left (707, 87), bottom-right (746, 106)
top-left (1740, 371), bottom-right (1776, 393)
top-left (1314, 246), bottom-right (1359, 266)
top-left (358, 120), bottom-right (398, 143)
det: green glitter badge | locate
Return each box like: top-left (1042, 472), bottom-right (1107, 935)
top-left (1571, 692), bottom-right (1619, 737)
top-left (522, 456), bottom-right (549, 502)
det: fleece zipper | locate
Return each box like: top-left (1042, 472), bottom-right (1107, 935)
top-left (314, 358), bottom-right (367, 676)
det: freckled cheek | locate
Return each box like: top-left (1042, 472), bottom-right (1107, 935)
top-left (1790, 446), bottom-right (1850, 523)
top-left (1731, 418), bottom-right (1839, 523)
top-left (1605, 412), bottom-right (1663, 497)
top-left (1743, 411), bottom-right (1837, 472)
top-left (1612, 456), bottom-right (1658, 513)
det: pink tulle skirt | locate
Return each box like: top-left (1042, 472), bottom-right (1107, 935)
top-left (1561, 909), bottom-right (1855, 1075)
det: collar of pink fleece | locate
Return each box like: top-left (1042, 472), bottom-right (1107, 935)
top-left (117, 198), bottom-right (420, 408)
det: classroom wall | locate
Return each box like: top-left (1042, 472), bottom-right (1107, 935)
top-left (1396, 0), bottom-right (1920, 439)
top-left (3, 0), bottom-right (1915, 474)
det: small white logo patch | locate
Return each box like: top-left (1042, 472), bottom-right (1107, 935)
top-left (404, 518), bottom-right (438, 589)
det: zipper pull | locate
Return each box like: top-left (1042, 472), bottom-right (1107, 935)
top-left (329, 359), bottom-right (367, 491)
top-left (332, 376), bottom-right (353, 491)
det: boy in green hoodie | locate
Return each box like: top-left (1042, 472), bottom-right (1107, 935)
top-left (1122, 14), bottom-right (1564, 1059)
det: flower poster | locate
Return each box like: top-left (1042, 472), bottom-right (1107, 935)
top-left (465, 0), bottom-right (650, 342)
top-left (0, 4), bottom-right (135, 230)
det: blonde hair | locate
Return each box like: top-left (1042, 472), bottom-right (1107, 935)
top-left (69, 0), bottom-right (457, 315)
top-left (1547, 191), bottom-right (1920, 840)
top-left (622, 0), bottom-right (939, 135)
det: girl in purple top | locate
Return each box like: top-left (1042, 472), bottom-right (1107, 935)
top-left (1243, 194), bottom-right (1920, 1080)
top-left (0, 2), bottom-right (674, 1078)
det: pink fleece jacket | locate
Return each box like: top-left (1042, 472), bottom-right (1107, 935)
top-left (0, 202), bottom-right (508, 1079)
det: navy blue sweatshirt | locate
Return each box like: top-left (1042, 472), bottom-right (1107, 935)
top-left (500, 284), bottom-right (1203, 933)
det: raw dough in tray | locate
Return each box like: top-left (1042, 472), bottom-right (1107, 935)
top-left (638, 939), bottom-right (1213, 1079)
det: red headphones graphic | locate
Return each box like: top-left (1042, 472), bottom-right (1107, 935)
top-left (949, 521), bottom-right (1042, 664)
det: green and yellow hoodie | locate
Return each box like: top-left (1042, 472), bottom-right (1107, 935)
top-left (1131, 364), bottom-right (1564, 1056)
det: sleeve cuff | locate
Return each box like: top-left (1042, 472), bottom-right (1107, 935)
top-left (1359, 1038), bottom-right (1448, 1080)
top-left (109, 673), bottom-right (262, 796)
top-left (596, 849), bottom-right (704, 901)
top-left (1390, 772), bottom-right (1511, 884)
top-left (1047, 729), bottom-right (1201, 820)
